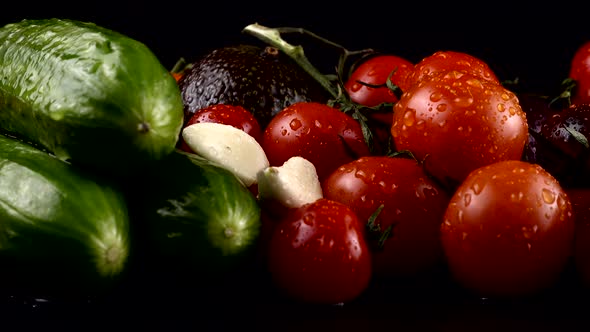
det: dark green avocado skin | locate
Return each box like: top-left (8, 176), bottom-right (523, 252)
top-left (179, 44), bottom-right (330, 128)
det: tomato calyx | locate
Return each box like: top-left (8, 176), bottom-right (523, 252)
top-left (170, 57), bottom-right (193, 82)
top-left (365, 204), bottom-right (394, 251)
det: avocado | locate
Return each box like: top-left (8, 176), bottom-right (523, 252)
top-left (178, 44), bottom-right (330, 128)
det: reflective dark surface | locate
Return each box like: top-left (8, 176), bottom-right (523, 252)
top-left (1, 262), bottom-right (589, 331)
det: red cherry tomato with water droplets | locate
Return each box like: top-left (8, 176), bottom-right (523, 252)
top-left (267, 198), bottom-right (372, 305)
top-left (262, 102), bottom-right (370, 182)
top-left (344, 54), bottom-right (414, 128)
top-left (323, 156), bottom-right (450, 278)
top-left (441, 160), bottom-right (575, 298)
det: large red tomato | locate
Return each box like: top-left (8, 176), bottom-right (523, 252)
top-left (322, 156), bottom-right (450, 278)
top-left (266, 198), bottom-right (372, 305)
top-left (441, 160), bottom-right (575, 298)
top-left (391, 70), bottom-right (529, 189)
top-left (261, 102), bottom-right (370, 182)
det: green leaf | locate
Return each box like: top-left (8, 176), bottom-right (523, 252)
top-left (564, 125), bottom-right (589, 148)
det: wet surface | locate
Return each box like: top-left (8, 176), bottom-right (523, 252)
top-left (1, 262), bottom-right (588, 331)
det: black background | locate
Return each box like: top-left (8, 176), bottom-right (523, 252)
top-left (2, 1), bottom-right (590, 331)
top-left (1, 1), bottom-right (588, 96)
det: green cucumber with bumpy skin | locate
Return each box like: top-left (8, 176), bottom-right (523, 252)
top-left (0, 133), bottom-right (131, 299)
top-left (125, 150), bottom-right (262, 293)
top-left (0, 18), bottom-right (184, 175)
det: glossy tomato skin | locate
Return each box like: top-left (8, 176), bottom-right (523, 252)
top-left (186, 104), bottom-right (262, 141)
top-left (178, 104), bottom-right (263, 153)
top-left (267, 198), bottom-right (372, 305)
top-left (405, 50), bottom-right (500, 88)
top-left (344, 54), bottom-right (414, 128)
top-left (262, 102), bottom-right (370, 182)
top-left (569, 41), bottom-right (590, 105)
top-left (345, 54), bottom-right (414, 107)
top-left (323, 156), bottom-right (450, 278)
top-left (391, 70), bottom-right (528, 189)
top-left (441, 160), bottom-right (575, 298)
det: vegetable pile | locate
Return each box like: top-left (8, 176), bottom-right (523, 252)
top-left (1, 17), bottom-right (590, 312)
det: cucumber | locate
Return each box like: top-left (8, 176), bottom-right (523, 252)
top-left (0, 133), bottom-right (131, 299)
top-left (0, 18), bottom-right (184, 176)
top-left (125, 150), bottom-right (262, 292)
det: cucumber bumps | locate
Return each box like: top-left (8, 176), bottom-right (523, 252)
top-left (0, 18), bottom-right (184, 175)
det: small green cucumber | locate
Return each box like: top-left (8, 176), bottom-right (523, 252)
top-left (0, 133), bottom-right (131, 299)
top-left (125, 150), bottom-right (262, 290)
top-left (0, 18), bottom-right (184, 175)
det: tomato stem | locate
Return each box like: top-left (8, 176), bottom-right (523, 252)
top-left (243, 23), bottom-right (385, 153)
top-left (243, 23), bottom-right (339, 98)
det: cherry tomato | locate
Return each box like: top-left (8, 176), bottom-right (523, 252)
top-left (568, 40), bottom-right (590, 105)
top-left (179, 104), bottom-right (263, 153)
top-left (344, 54), bottom-right (414, 107)
top-left (405, 50), bottom-right (500, 88)
top-left (441, 160), bottom-right (575, 298)
top-left (267, 198), bottom-right (372, 305)
top-left (322, 156), bottom-right (450, 278)
top-left (391, 70), bottom-right (529, 189)
top-left (344, 54), bottom-right (414, 131)
top-left (261, 102), bottom-right (370, 182)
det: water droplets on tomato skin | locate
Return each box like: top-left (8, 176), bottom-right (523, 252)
top-left (403, 109), bottom-right (417, 127)
top-left (349, 82), bottom-right (362, 93)
top-left (289, 118), bottom-right (302, 131)
top-left (541, 188), bottom-right (556, 204)
top-left (430, 91), bottom-right (444, 102)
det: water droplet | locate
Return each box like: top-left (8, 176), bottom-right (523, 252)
top-left (355, 169), bottom-right (369, 182)
top-left (471, 181), bottom-right (484, 194)
top-left (542, 188), bottom-right (556, 204)
top-left (303, 214), bottom-right (314, 226)
top-left (289, 118), bottom-right (302, 130)
top-left (437, 103), bottom-right (448, 112)
top-left (557, 193), bottom-right (568, 210)
top-left (430, 91), bottom-right (443, 102)
top-left (453, 97), bottom-right (474, 107)
top-left (457, 210), bottom-right (464, 223)
top-left (463, 193), bottom-right (472, 206)
top-left (508, 107), bottom-right (517, 115)
top-left (497, 103), bottom-right (505, 112)
top-left (403, 109), bottom-right (416, 127)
